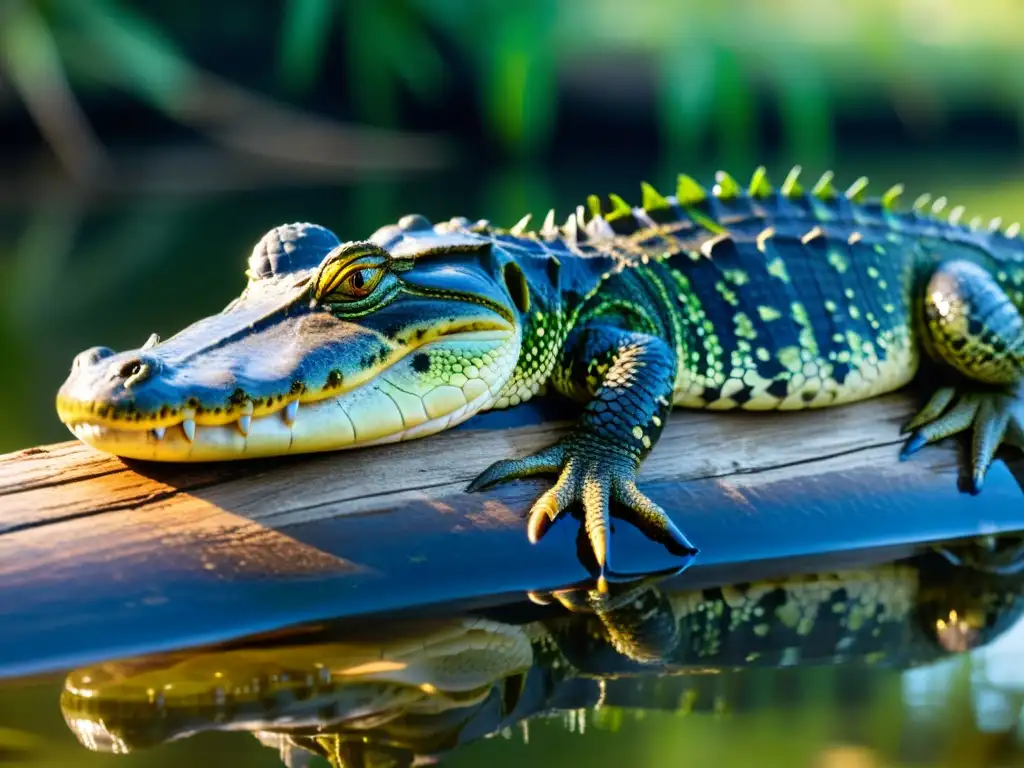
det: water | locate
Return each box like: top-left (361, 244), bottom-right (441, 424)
top-left (6, 550), bottom-right (1024, 767)
top-left (2, 151), bottom-right (1024, 766)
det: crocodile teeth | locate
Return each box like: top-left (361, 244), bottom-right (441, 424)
top-left (237, 414), bottom-right (251, 436)
top-left (283, 400), bottom-right (299, 426)
top-left (142, 333), bottom-right (160, 350)
top-left (181, 419), bottom-right (196, 442)
top-left (152, 426), bottom-right (166, 440)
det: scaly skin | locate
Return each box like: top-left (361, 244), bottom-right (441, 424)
top-left (56, 167), bottom-right (1024, 577)
top-left (59, 553), bottom-right (1024, 766)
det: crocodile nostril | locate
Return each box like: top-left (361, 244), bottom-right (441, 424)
top-left (117, 358), bottom-right (155, 389)
top-left (72, 346), bottom-right (115, 371)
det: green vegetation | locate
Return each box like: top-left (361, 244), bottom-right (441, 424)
top-left (2, 0), bottom-right (1024, 176)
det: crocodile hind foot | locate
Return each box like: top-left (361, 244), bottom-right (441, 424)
top-left (900, 386), bottom-right (1024, 493)
top-left (467, 433), bottom-right (697, 586)
top-left (908, 259), bottom-right (1024, 493)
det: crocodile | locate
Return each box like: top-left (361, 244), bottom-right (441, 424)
top-left (60, 551), bottom-right (1024, 767)
top-left (56, 166), bottom-right (1024, 578)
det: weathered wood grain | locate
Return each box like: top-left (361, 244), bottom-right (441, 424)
top-left (0, 392), bottom-right (1021, 678)
top-left (0, 393), bottom-right (919, 531)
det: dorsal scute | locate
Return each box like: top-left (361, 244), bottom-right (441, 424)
top-left (811, 171), bottom-right (837, 201)
top-left (572, 192), bottom-right (641, 237)
top-left (881, 184), bottom-right (904, 211)
top-left (490, 168), bottom-right (1019, 256)
top-left (247, 223), bottom-right (341, 280)
top-left (749, 166), bottom-right (773, 199)
top-left (607, 193), bottom-right (632, 218)
top-left (713, 171), bottom-right (742, 200)
top-left (676, 174), bottom-right (707, 206)
top-left (641, 181), bottom-right (670, 211)
top-left (780, 166), bottom-right (804, 199)
top-left (845, 176), bottom-right (870, 203)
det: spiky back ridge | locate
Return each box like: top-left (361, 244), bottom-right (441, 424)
top-left (497, 165), bottom-right (1022, 260)
top-left (375, 168), bottom-right (1024, 413)
top-left (483, 167), bottom-right (1024, 413)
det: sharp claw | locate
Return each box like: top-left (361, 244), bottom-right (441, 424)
top-left (527, 488), bottom-right (561, 543)
top-left (663, 517), bottom-right (699, 556)
top-left (477, 440), bottom-right (699, 565)
top-left (527, 510), bottom-right (552, 544)
top-left (971, 468), bottom-right (985, 495)
top-left (900, 432), bottom-right (927, 460)
top-left (971, 399), bottom-right (1009, 490)
top-left (526, 590), bottom-right (552, 605)
top-left (614, 479), bottom-right (699, 557)
top-left (551, 588), bottom-right (589, 611)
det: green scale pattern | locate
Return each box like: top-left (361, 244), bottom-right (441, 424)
top-left (468, 166), bottom-right (1024, 572)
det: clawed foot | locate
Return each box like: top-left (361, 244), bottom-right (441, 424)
top-left (526, 568), bottom-right (679, 613)
top-left (468, 436), bottom-right (697, 583)
top-left (526, 572), bottom-right (682, 664)
top-left (901, 386), bottom-right (1024, 493)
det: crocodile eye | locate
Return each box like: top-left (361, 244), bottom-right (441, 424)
top-left (312, 241), bottom-right (392, 304)
top-left (314, 263), bottom-right (385, 303)
top-left (335, 268), bottom-right (379, 299)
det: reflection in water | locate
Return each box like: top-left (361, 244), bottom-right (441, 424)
top-left (60, 547), bottom-right (1024, 768)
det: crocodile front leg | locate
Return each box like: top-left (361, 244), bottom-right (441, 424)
top-left (468, 324), bottom-right (697, 581)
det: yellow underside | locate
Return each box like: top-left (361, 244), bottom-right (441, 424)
top-left (673, 344), bottom-right (920, 411)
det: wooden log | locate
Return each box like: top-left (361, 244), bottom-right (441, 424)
top-left (0, 392), bottom-right (1022, 679)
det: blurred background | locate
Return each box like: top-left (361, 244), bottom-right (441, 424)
top-left (1, 0), bottom-right (1024, 452)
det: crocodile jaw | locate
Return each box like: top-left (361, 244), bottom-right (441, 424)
top-left (62, 330), bottom-right (520, 462)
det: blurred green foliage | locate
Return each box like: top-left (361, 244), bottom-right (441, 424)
top-left (2, 0), bottom-right (1024, 173)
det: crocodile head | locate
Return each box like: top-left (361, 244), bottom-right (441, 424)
top-left (56, 217), bottom-right (537, 461)
top-left (60, 617), bottom-right (533, 755)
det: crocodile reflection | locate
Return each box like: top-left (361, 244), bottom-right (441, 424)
top-left (61, 550), bottom-right (1024, 768)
